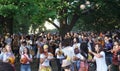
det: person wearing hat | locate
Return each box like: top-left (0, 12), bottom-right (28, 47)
top-left (39, 44), bottom-right (54, 71)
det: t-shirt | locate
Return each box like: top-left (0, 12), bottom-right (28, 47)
top-left (40, 52), bottom-right (53, 66)
top-left (0, 52), bottom-right (6, 61)
top-left (19, 45), bottom-right (26, 55)
top-left (94, 51), bottom-right (107, 71)
top-left (1, 52), bottom-right (14, 62)
top-left (5, 38), bottom-right (12, 45)
top-left (55, 48), bottom-right (64, 59)
top-left (62, 46), bottom-right (75, 60)
top-left (73, 53), bottom-right (84, 62)
top-left (112, 50), bottom-right (119, 65)
top-left (73, 43), bottom-right (80, 51)
top-left (75, 53), bottom-right (84, 60)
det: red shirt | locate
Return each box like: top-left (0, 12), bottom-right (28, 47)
top-left (112, 49), bottom-right (119, 65)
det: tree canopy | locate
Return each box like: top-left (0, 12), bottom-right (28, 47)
top-left (0, 0), bottom-right (40, 34)
top-left (0, 0), bottom-right (120, 35)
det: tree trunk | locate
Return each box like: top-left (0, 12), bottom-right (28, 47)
top-left (1, 16), bottom-right (13, 35)
top-left (59, 25), bottom-right (69, 38)
top-left (5, 17), bottom-right (13, 35)
top-left (59, 14), bottom-right (79, 37)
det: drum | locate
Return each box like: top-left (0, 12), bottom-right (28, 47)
top-left (20, 56), bottom-right (28, 64)
top-left (8, 57), bottom-right (15, 64)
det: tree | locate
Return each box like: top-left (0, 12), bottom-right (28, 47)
top-left (38, 0), bottom-right (120, 36)
top-left (0, 0), bottom-right (39, 35)
top-left (38, 0), bottom-right (96, 37)
top-left (1, 0), bottom-right (119, 35)
top-left (73, 0), bottom-right (120, 32)
top-left (0, 0), bottom-right (17, 34)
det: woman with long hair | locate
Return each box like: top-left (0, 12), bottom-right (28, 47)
top-left (79, 42), bottom-right (89, 71)
top-left (2, 45), bottom-right (16, 71)
top-left (109, 41), bottom-right (119, 71)
top-left (89, 43), bottom-right (107, 71)
top-left (20, 47), bottom-right (32, 71)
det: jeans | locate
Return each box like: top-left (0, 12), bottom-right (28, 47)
top-left (76, 61), bottom-right (80, 70)
top-left (71, 61), bottom-right (80, 71)
top-left (106, 54), bottom-right (112, 65)
top-left (21, 64), bottom-right (31, 71)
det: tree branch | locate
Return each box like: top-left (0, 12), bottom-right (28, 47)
top-left (46, 19), bottom-right (60, 30)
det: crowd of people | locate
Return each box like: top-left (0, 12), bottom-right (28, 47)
top-left (0, 30), bottom-right (120, 71)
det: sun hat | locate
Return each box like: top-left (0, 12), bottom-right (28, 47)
top-left (62, 59), bottom-right (71, 67)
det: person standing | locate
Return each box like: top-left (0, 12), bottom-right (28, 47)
top-left (110, 41), bottom-right (119, 71)
top-left (90, 43), bottom-right (107, 71)
top-left (1, 45), bottom-right (16, 71)
top-left (19, 41), bottom-right (27, 55)
top-left (39, 44), bottom-right (54, 71)
top-left (79, 42), bottom-right (89, 71)
top-left (62, 38), bottom-right (75, 71)
top-left (20, 47), bottom-right (32, 71)
top-left (55, 42), bottom-right (65, 71)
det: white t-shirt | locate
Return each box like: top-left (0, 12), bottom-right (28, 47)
top-left (73, 53), bottom-right (84, 62)
top-left (55, 48), bottom-right (64, 59)
top-left (75, 53), bottom-right (84, 60)
top-left (94, 51), bottom-right (107, 71)
top-left (2, 52), bottom-right (14, 62)
top-left (73, 43), bottom-right (81, 51)
top-left (87, 42), bottom-right (92, 51)
top-left (0, 52), bottom-right (7, 62)
top-left (40, 52), bottom-right (53, 66)
top-left (19, 45), bottom-right (26, 55)
top-left (62, 46), bottom-right (75, 60)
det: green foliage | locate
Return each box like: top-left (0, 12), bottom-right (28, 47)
top-left (0, 0), bottom-right (40, 34)
top-left (73, 0), bottom-right (120, 32)
top-left (0, 0), bottom-right (17, 17)
top-left (0, 0), bottom-right (120, 35)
